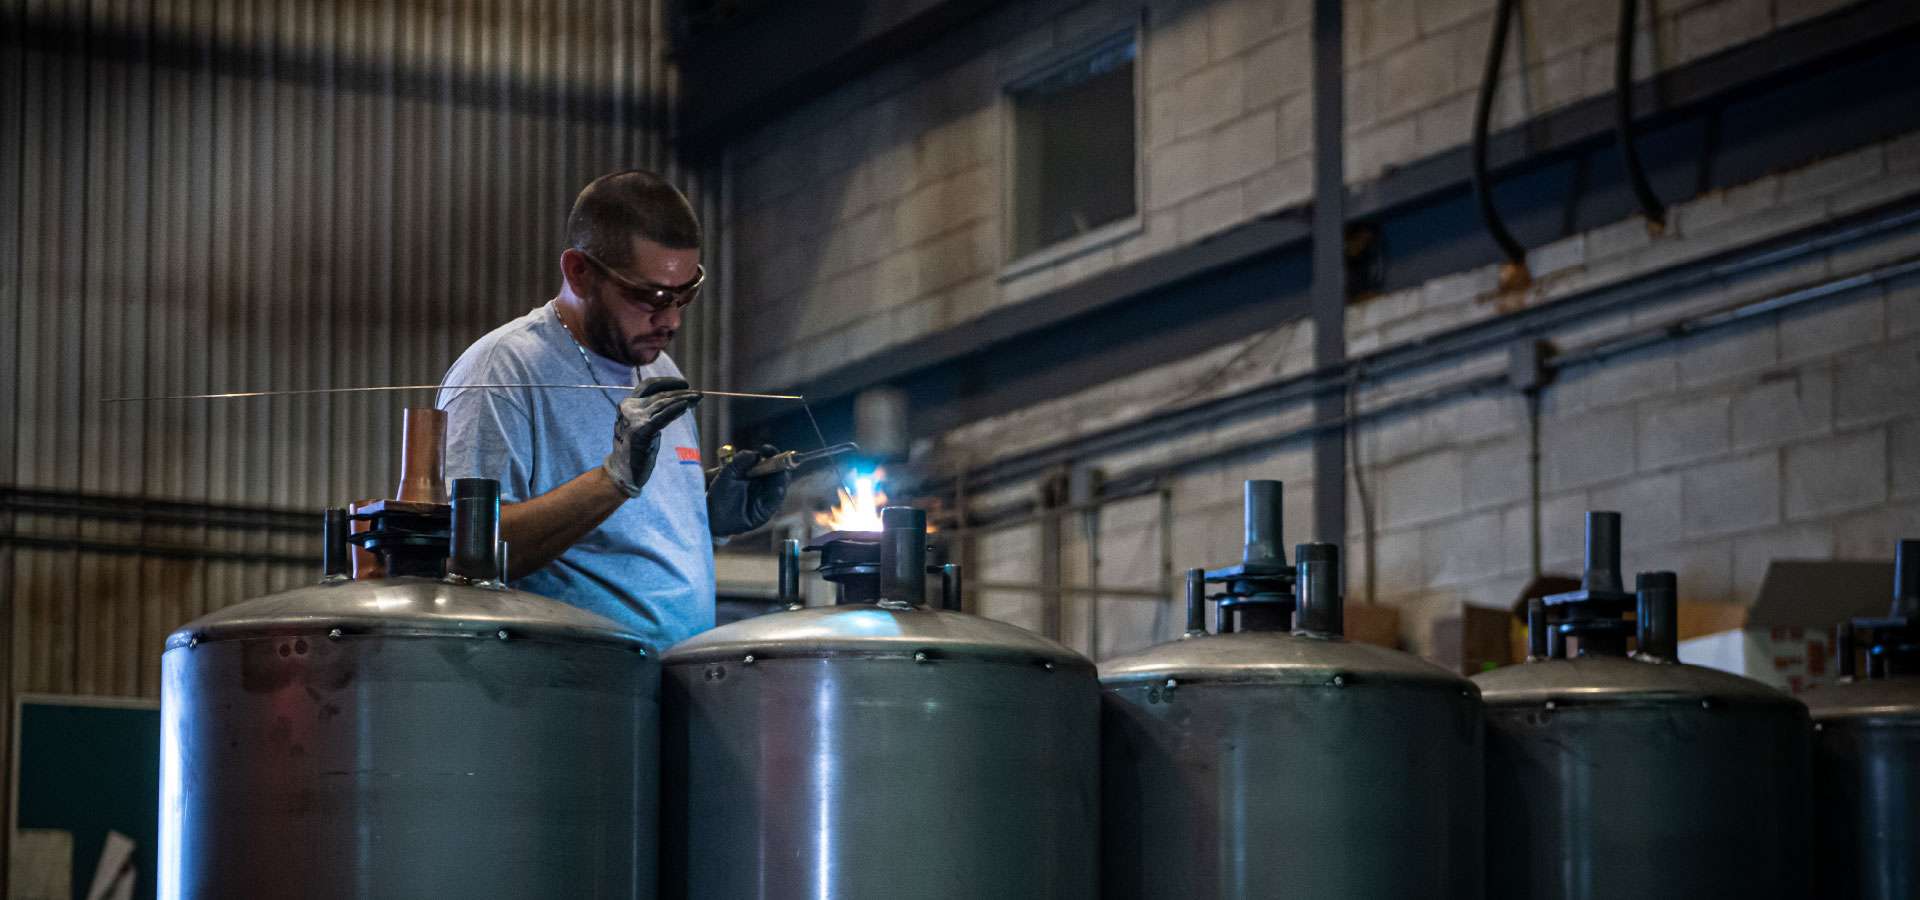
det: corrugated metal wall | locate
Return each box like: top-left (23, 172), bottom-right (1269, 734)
top-left (0, 0), bottom-right (699, 850)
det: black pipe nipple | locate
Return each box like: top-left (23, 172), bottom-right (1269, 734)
top-left (321, 508), bottom-right (351, 583)
top-left (1294, 543), bottom-right (1343, 636)
top-left (449, 478), bottom-right (501, 584)
top-left (1634, 571), bottom-right (1678, 662)
top-left (878, 506), bottom-right (928, 606)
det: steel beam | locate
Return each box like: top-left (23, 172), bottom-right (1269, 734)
top-left (1310, 0), bottom-right (1347, 547)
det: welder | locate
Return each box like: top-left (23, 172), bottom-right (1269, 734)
top-left (436, 169), bottom-right (788, 651)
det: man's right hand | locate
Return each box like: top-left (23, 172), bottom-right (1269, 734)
top-left (604, 376), bottom-right (701, 497)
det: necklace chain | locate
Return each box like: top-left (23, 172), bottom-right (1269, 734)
top-left (552, 302), bottom-right (628, 412)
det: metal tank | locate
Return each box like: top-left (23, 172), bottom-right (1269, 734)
top-left (160, 478), bottom-right (659, 899)
top-left (1099, 480), bottom-right (1484, 899)
top-left (1807, 538), bottom-right (1920, 900)
top-left (660, 506), bottom-right (1099, 900)
top-left (1474, 511), bottom-right (1811, 899)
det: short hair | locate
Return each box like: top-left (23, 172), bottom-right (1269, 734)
top-left (566, 170), bottom-right (702, 267)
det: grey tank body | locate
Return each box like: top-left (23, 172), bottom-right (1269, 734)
top-left (1099, 631), bottom-right (1485, 899)
top-left (1473, 656), bottom-right (1812, 899)
top-left (160, 577), bottom-right (657, 899)
top-left (1807, 678), bottom-right (1920, 900)
top-left (659, 603), bottom-right (1099, 900)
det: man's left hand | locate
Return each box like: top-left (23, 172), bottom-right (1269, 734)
top-left (707, 444), bottom-right (790, 537)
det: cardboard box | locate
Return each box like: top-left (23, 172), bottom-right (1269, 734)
top-left (1677, 560), bottom-right (1895, 695)
top-left (1679, 626), bottom-right (1834, 695)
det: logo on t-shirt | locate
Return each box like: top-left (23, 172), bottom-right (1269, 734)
top-left (675, 447), bottom-right (701, 465)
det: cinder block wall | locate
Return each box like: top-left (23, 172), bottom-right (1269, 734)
top-left (724, 0), bottom-right (1915, 659)
top-left (727, 0), bottom-right (1839, 391)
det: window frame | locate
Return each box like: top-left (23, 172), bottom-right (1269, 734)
top-left (998, 19), bottom-right (1147, 282)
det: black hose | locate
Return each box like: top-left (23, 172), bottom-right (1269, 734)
top-left (1472, 0), bottom-right (1529, 272)
top-left (1616, 0), bottom-right (1668, 227)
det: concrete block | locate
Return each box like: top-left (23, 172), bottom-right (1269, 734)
top-left (1835, 338), bottom-right (1920, 427)
top-left (1560, 346), bottom-right (1679, 414)
top-left (1424, 510), bottom-right (1507, 587)
top-left (1374, 525), bottom-right (1427, 595)
top-left (1591, 472), bottom-right (1685, 549)
top-left (1147, 3), bottom-right (1212, 89)
top-left (1178, 185), bottom-right (1248, 243)
top-left (1638, 393), bottom-right (1732, 469)
top-left (1242, 27), bottom-right (1311, 112)
top-left (1833, 501), bottom-right (1920, 560)
top-left (1682, 451), bottom-right (1780, 538)
top-left (1630, 539), bottom-right (1736, 605)
top-left (1500, 502), bottom-right (1533, 575)
top-left (1380, 450), bottom-right (1467, 529)
top-left (1210, 0), bottom-right (1310, 60)
top-left (1778, 290), bottom-right (1886, 364)
top-left (1674, 0), bottom-right (1772, 66)
top-left (1584, 216), bottom-right (1656, 263)
top-left (1891, 275), bottom-right (1920, 340)
top-left (1894, 418), bottom-right (1920, 501)
top-left (1732, 524), bottom-right (1835, 605)
top-left (1464, 437), bottom-right (1530, 512)
top-left (1785, 428), bottom-right (1888, 519)
top-left (1544, 405), bottom-right (1637, 492)
top-left (1380, 30), bottom-right (1461, 121)
top-left (1732, 366), bottom-right (1834, 450)
top-left (1205, 106), bottom-right (1280, 188)
top-left (1422, 264), bottom-right (1500, 311)
top-left (1579, 33), bottom-right (1657, 107)
top-left (894, 165), bottom-right (994, 250)
top-left (1343, 58), bottom-right (1383, 133)
top-left (1418, 0), bottom-right (1494, 35)
top-left (1672, 175), bottom-right (1780, 238)
top-left (1346, 116), bottom-right (1420, 184)
top-left (1538, 491), bottom-right (1596, 573)
top-left (1678, 317), bottom-right (1779, 388)
top-left (1175, 60), bottom-right (1245, 139)
top-left (1525, 0), bottom-right (1617, 60)
top-left (1247, 154), bottom-right (1313, 217)
top-left (1779, 144), bottom-right (1886, 205)
top-left (1346, 0), bottom-right (1420, 65)
top-left (1147, 135), bottom-right (1212, 209)
top-left (1276, 90), bottom-right (1314, 159)
top-left (1416, 92), bottom-right (1476, 159)
top-left (1528, 234), bottom-right (1588, 280)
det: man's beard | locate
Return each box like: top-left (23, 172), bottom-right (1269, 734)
top-left (582, 297), bottom-right (672, 366)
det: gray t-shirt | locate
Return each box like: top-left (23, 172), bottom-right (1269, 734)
top-left (437, 302), bottom-right (714, 652)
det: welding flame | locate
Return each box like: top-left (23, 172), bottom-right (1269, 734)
top-left (816, 469), bottom-right (888, 532)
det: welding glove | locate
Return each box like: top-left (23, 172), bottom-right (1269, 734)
top-left (706, 443), bottom-right (791, 537)
top-left (604, 377), bottom-right (701, 498)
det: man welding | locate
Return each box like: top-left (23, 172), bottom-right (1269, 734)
top-left (437, 169), bottom-right (788, 651)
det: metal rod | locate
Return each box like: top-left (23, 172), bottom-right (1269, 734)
top-left (321, 509), bottom-right (351, 583)
top-left (1583, 511), bottom-right (1626, 594)
top-left (939, 563), bottom-right (963, 612)
top-left (1185, 568), bottom-right (1207, 637)
top-left (778, 539), bottom-right (802, 607)
top-left (1634, 571), bottom-right (1678, 661)
top-left (103, 385), bottom-right (805, 402)
top-left (1526, 599), bottom-right (1548, 661)
top-left (1243, 480), bottom-right (1285, 564)
top-left (449, 478), bottom-right (501, 584)
top-left (1295, 543), bottom-right (1343, 636)
top-left (1896, 539), bottom-right (1919, 618)
top-left (879, 506), bottom-right (928, 606)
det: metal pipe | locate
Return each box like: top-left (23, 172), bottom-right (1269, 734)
top-left (940, 563), bottom-right (963, 612)
top-left (449, 478), bottom-right (501, 583)
top-left (1526, 599), bottom-right (1548, 661)
top-left (321, 508), bottom-right (351, 583)
top-left (1583, 511), bottom-right (1626, 594)
top-left (1837, 620), bottom-right (1857, 681)
top-left (1896, 538), bottom-right (1919, 618)
top-left (878, 506), bottom-right (928, 606)
top-left (1471, 0), bottom-right (1529, 274)
top-left (1294, 543), bottom-right (1343, 636)
top-left (1184, 568), bottom-right (1207, 637)
top-left (1635, 570), bottom-right (1678, 661)
top-left (1547, 624), bottom-right (1567, 660)
top-left (497, 540), bottom-right (510, 584)
top-left (1615, 0), bottom-right (1668, 228)
top-left (1243, 480), bottom-right (1285, 564)
top-left (778, 538), bottom-right (802, 607)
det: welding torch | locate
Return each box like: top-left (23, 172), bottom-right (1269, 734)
top-left (706, 442), bottom-right (859, 479)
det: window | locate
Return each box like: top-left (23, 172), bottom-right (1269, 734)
top-left (1007, 32), bottom-right (1139, 261)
